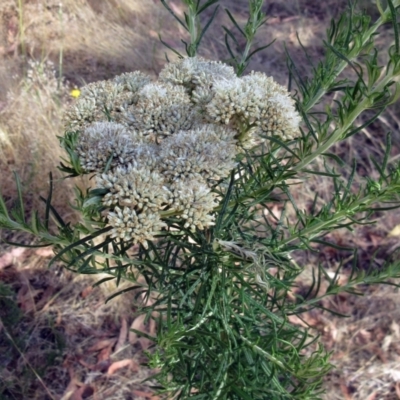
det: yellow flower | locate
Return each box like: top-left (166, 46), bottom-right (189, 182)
top-left (70, 88), bottom-right (81, 98)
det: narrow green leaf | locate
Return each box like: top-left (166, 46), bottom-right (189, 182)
top-left (197, 5), bottom-right (219, 47)
top-left (263, 136), bottom-right (300, 160)
top-left (64, 237), bottom-right (114, 270)
top-left (225, 8), bottom-right (245, 37)
top-left (222, 26), bottom-right (239, 46)
top-left (321, 153), bottom-right (346, 166)
top-left (2, 240), bottom-right (52, 248)
top-left (92, 276), bottom-right (116, 287)
top-left (301, 169), bottom-right (341, 178)
top-left (160, 0), bottom-right (188, 30)
top-left (245, 40), bottom-right (276, 61)
top-left (345, 108), bottom-right (385, 138)
top-left (48, 226), bottom-right (112, 268)
top-left (158, 34), bottom-right (184, 58)
top-left (129, 328), bottom-right (157, 342)
top-left (105, 285), bottom-right (140, 303)
top-left (224, 33), bottom-right (237, 62)
top-left (197, 0), bottom-right (219, 14)
top-left (342, 158), bottom-right (356, 203)
top-left (323, 40), bottom-right (366, 86)
top-left (39, 196), bottom-right (66, 227)
top-left (103, 153), bottom-right (114, 174)
top-left (387, 0), bottom-right (400, 54)
top-left (310, 238), bottom-right (354, 251)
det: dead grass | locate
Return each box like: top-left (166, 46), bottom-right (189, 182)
top-left (0, 249), bottom-right (158, 400)
top-left (0, 0), bottom-right (400, 399)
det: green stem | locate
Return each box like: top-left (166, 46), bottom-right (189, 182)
top-left (239, 39), bottom-right (253, 70)
top-left (294, 71), bottom-right (395, 172)
top-left (302, 7), bottom-right (391, 113)
top-left (187, 5), bottom-right (198, 56)
top-left (279, 192), bottom-right (378, 248)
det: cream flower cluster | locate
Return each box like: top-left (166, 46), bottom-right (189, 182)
top-left (64, 57), bottom-right (300, 247)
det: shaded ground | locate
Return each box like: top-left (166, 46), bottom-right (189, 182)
top-left (0, 248), bottom-right (158, 400)
top-left (0, 0), bottom-right (400, 399)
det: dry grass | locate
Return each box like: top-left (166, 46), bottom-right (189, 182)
top-left (0, 0), bottom-right (400, 399)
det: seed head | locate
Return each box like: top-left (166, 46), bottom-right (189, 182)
top-left (123, 83), bottom-right (198, 143)
top-left (107, 206), bottom-right (166, 248)
top-left (76, 122), bottom-right (142, 172)
top-left (159, 125), bottom-right (237, 182)
top-left (97, 165), bottom-right (170, 210)
top-left (169, 179), bottom-right (218, 231)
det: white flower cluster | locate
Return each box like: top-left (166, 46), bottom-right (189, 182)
top-left (63, 57), bottom-right (300, 247)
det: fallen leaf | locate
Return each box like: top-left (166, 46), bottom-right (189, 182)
top-left (340, 383), bottom-right (353, 400)
top-left (0, 247), bottom-right (27, 269)
top-left (35, 248), bottom-right (54, 257)
top-left (17, 284), bottom-right (42, 313)
top-left (107, 359), bottom-right (138, 375)
top-left (132, 389), bottom-right (156, 399)
top-left (388, 225), bottom-right (400, 237)
top-left (98, 344), bottom-right (114, 362)
top-left (392, 321), bottom-right (400, 338)
top-left (87, 338), bottom-right (116, 352)
top-left (81, 286), bottom-right (93, 299)
top-left (355, 329), bottom-right (371, 345)
top-left (115, 317), bottom-right (128, 352)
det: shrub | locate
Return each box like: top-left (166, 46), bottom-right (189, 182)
top-left (1, 0), bottom-right (400, 398)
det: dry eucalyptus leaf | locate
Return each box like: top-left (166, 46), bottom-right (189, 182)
top-left (388, 224), bottom-right (400, 237)
top-left (107, 358), bottom-right (138, 375)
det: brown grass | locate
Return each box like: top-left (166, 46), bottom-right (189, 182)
top-left (0, 0), bottom-right (400, 399)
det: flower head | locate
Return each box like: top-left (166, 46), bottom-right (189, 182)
top-left (64, 80), bottom-right (124, 130)
top-left (107, 206), bottom-right (166, 248)
top-left (76, 122), bottom-right (142, 172)
top-left (159, 125), bottom-right (237, 182)
top-left (62, 57), bottom-right (302, 245)
top-left (97, 165), bottom-right (170, 210)
top-left (159, 57), bottom-right (237, 105)
top-left (123, 83), bottom-right (198, 143)
top-left (206, 71), bottom-right (301, 147)
top-left (64, 73), bottom-right (152, 130)
top-left (169, 179), bottom-right (218, 231)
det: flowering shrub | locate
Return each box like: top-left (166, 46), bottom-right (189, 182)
top-left (2, 0), bottom-right (400, 398)
top-left (60, 57), bottom-right (300, 248)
